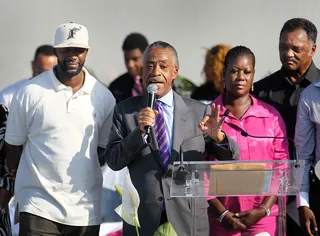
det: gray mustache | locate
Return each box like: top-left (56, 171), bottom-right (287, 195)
top-left (286, 58), bottom-right (298, 63)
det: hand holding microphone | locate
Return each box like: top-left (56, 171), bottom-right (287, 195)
top-left (138, 108), bottom-right (158, 135)
top-left (138, 84), bottom-right (158, 137)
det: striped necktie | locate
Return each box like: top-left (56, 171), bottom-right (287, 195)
top-left (132, 76), bottom-right (143, 97)
top-left (154, 101), bottom-right (170, 169)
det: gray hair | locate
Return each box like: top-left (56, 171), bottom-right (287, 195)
top-left (280, 18), bottom-right (317, 44)
top-left (143, 41), bottom-right (179, 68)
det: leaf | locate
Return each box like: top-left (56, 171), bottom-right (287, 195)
top-left (153, 222), bottom-right (177, 236)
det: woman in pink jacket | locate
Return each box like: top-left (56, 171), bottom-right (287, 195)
top-left (207, 46), bottom-right (289, 236)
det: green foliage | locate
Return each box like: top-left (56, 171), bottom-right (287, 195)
top-left (153, 222), bottom-right (177, 236)
top-left (174, 75), bottom-right (197, 97)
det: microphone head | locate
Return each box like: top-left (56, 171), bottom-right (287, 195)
top-left (147, 84), bottom-right (158, 94)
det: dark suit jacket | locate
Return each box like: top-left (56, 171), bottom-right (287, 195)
top-left (106, 91), bottom-right (239, 236)
top-left (109, 72), bottom-right (144, 103)
top-left (252, 62), bottom-right (320, 158)
top-left (191, 81), bottom-right (221, 101)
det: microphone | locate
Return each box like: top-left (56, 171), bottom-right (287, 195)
top-left (240, 131), bottom-right (300, 168)
top-left (144, 84), bottom-right (158, 141)
top-left (179, 108), bottom-right (230, 169)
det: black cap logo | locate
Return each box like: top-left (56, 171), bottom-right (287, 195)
top-left (67, 27), bottom-right (81, 40)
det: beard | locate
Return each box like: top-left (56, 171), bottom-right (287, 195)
top-left (58, 59), bottom-right (85, 76)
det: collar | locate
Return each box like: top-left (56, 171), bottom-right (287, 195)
top-left (313, 80), bottom-right (320, 87)
top-left (281, 61), bottom-right (319, 85)
top-left (214, 94), bottom-right (270, 119)
top-left (50, 67), bottom-right (94, 94)
top-left (156, 89), bottom-right (174, 107)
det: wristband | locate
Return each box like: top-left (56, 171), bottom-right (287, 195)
top-left (259, 203), bottom-right (271, 216)
top-left (218, 210), bottom-right (229, 222)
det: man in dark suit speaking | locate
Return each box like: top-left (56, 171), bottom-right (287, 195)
top-left (105, 41), bottom-right (239, 236)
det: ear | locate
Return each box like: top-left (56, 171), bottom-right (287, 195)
top-left (310, 44), bottom-right (317, 57)
top-left (251, 70), bottom-right (255, 91)
top-left (172, 67), bottom-right (178, 81)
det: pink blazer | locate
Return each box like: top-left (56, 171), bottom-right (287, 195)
top-left (208, 94), bottom-right (289, 216)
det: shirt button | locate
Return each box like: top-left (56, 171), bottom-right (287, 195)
top-left (158, 196), bottom-right (163, 201)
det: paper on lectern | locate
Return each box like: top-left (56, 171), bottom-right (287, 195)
top-left (208, 163), bottom-right (269, 196)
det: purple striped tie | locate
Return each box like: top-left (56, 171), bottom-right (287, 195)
top-left (154, 101), bottom-right (170, 169)
top-left (132, 76), bottom-right (143, 97)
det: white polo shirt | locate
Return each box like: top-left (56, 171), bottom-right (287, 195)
top-left (5, 67), bottom-right (115, 226)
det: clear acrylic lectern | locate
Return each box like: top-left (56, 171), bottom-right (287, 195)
top-left (170, 160), bottom-right (305, 236)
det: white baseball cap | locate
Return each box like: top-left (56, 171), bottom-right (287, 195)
top-left (54, 22), bottom-right (89, 49)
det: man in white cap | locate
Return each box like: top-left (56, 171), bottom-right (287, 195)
top-left (4, 22), bottom-right (115, 235)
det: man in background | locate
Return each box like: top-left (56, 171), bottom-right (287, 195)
top-left (252, 18), bottom-right (320, 235)
top-left (295, 77), bottom-right (320, 235)
top-left (253, 18), bottom-right (318, 155)
top-left (109, 33), bottom-right (148, 103)
top-left (0, 45), bottom-right (57, 108)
